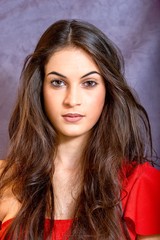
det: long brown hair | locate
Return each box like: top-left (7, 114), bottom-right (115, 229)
top-left (0, 19), bottom-right (153, 239)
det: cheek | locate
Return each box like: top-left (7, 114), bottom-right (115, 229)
top-left (87, 91), bottom-right (106, 118)
top-left (43, 91), bottom-right (57, 119)
top-left (44, 99), bottom-right (56, 115)
top-left (94, 89), bottom-right (106, 108)
top-left (94, 99), bottom-right (105, 117)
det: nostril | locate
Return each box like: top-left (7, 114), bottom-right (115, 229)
top-left (63, 92), bottom-right (81, 106)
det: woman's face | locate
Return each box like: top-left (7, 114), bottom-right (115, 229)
top-left (43, 47), bottom-right (106, 140)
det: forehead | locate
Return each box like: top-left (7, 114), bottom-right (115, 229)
top-left (44, 46), bottom-right (100, 75)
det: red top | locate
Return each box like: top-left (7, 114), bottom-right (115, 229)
top-left (122, 162), bottom-right (160, 238)
top-left (0, 163), bottom-right (160, 239)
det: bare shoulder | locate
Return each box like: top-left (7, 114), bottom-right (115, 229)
top-left (0, 159), bottom-right (21, 223)
top-left (0, 159), bottom-right (6, 172)
top-left (0, 160), bottom-right (8, 178)
top-left (0, 159), bottom-right (8, 221)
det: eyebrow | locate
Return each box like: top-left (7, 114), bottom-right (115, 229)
top-left (47, 71), bottom-right (101, 78)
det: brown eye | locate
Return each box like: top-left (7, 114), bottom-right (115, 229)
top-left (51, 79), bottom-right (66, 87)
top-left (83, 81), bottom-right (97, 87)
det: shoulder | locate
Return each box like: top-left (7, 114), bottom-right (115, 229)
top-left (122, 162), bottom-right (160, 211)
top-left (0, 159), bottom-right (6, 173)
top-left (122, 162), bottom-right (160, 194)
top-left (0, 160), bottom-right (7, 221)
top-left (0, 160), bottom-right (21, 223)
top-left (0, 160), bottom-right (9, 221)
top-left (121, 162), bottom-right (160, 236)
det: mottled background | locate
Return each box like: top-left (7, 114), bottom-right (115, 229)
top-left (0, 0), bottom-right (160, 161)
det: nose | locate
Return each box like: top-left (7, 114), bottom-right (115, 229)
top-left (63, 86), bottom-right (81, 107)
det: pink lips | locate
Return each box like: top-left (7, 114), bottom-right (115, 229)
top-left (62, 113), bottom-right (85, 123)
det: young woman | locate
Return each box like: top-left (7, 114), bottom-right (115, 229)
top-left (0, 19), bottom-right (160, 240)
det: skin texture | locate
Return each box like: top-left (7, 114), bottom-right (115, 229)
top-left (43, 47), bottom-right (106, 142)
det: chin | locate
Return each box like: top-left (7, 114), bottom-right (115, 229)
top-left (58, 131), bottom-right (90, 139)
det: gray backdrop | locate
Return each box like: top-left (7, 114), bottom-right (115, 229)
top-left (0, 0), bottom-right (160, 160)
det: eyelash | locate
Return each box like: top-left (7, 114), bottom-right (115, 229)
top-left (50, 79), bottom-right (98, 88)
top-left (50, 79), bottom-right (66, 87)
top-left (83, 81), bottom-right (97, 87)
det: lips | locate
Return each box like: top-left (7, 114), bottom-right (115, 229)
top-left (62, 113), bottom-right (85, 123)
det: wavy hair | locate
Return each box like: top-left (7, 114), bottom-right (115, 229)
top-left (0, 19), bottom-right (153, 239)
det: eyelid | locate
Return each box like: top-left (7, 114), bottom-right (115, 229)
top-left (50, 79), bottom-right (67, 87)
top-left (83, 76), bottom-right (101, 83)
top-left (50, 79), bottom-right (65, 82)
top-left (81, 80), bottom-right (98, 87)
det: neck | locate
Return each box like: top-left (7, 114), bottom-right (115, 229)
top-left (53, 135), bottom-right (89, 219)
top-left (55, 135), bottom-right (88, 171)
